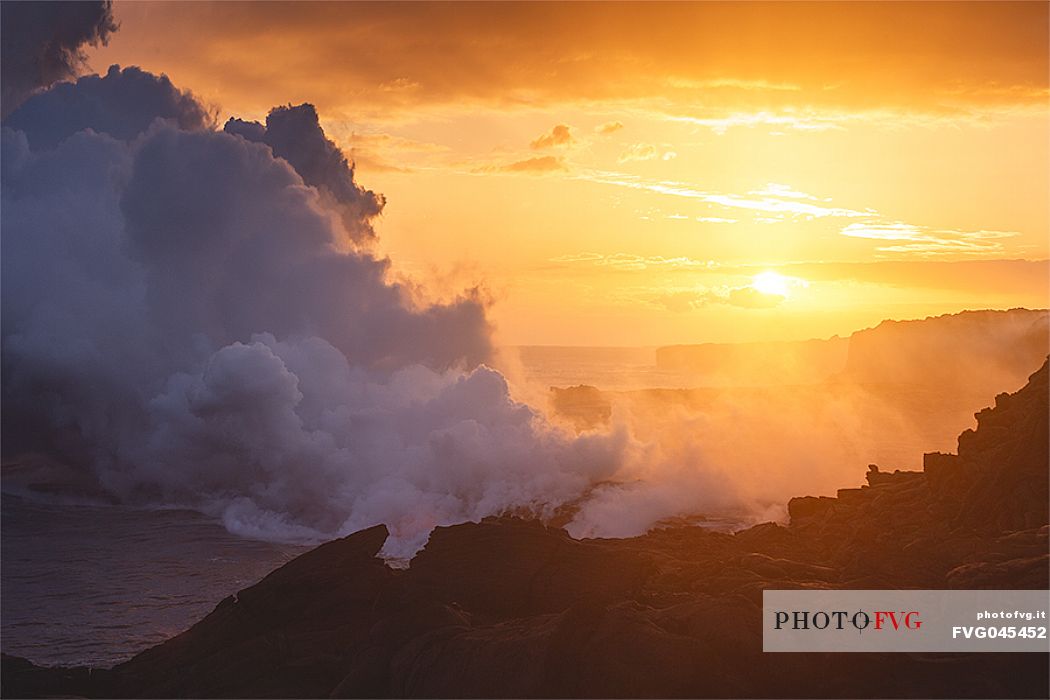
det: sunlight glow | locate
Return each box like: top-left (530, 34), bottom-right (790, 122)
top-left (751, 271), bottom-right (793, 297)
top-left (79, 2), bottom-right (1049, 345)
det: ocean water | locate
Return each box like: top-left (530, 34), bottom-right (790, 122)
top-left (1, 494), bottom-right (306, 667)
top-left (513, 345), bottom-right (704, 390)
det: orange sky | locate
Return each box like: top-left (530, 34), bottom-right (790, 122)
top-left (87, 1), bottom-right (1049, 346)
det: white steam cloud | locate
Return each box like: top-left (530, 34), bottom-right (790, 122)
top-left (1, 65), bottom-right (631, 559)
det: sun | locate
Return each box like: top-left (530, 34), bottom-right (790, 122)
top-left (751, 271), bottom-right (792, 297)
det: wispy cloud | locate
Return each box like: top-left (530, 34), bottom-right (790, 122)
top-left (841, 222), bottom-right (925, 241)
top-left (749, 183), bottom-right (822, 200)
top-left (656, 102), bottom-right (1047, 135)
top-left (576, 172), bottom-right (1026, 258)
top-left (617, 143), bottom-right (677, 163)
top-left (725, 285), bottom-right (785, 309)
top-left (652, 284), bottom-right (787, 312)
top-left (701, 192), bottom-right (867, 218)
top-left (377, 77), bottom-right (421, 93)
top-left (664, 77), bottom-right (803, 92)
top-left (841, 221), bottom-right (1020, 255)
top-left (665, 110), bottom-right (852, 135)
top-left (618, 143), bottom-right (658, 162)
top-left (550, 252), bottom-right (717, 271)
top-left (581, 171), bottom-right (872, 219)
top-left (478, 155), bottom-right (568, 174)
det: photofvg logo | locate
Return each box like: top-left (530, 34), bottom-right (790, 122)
top-left (763, 590), bottom-right (1050, 652)
top-left (773, 609), bottom-right (923, 633)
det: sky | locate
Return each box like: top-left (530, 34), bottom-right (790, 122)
top-left (85, 1), bottom-right (1049, 346)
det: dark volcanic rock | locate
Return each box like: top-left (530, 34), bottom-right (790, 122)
top-left (4, 362), bottom-right (1049, 698)
top-left (113, 524), bottom-right (396, 698)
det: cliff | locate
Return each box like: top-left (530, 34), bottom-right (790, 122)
top-left (654, 309), bottom-right (1048, 393)
top-left (843, 309), bottom-right (1049, 390)
top-left (4, 361), bottom-right (1048, 699)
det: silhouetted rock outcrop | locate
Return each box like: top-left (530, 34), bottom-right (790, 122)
top-left (652, 309), bottom-right (1048, 396)
top-left (843, 309), bottom-right (1048, 392)
top-left (4, 362), bottom-right (1048, 698)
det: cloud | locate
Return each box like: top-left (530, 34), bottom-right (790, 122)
top-left (550, 252), bottom-right (604, 263)
top-left (699, 191), bottom-right (864, 218)
top-left (345, 149), bottom-right (411, 174)
top-left (298, 129), bottom-right (452, 174)
top-left (841, 221), bottom-right (925, 241)
top-left (656, 290), bottom-right (708, 312)
top-left (378, 76), bottom-right (421, 92)
top-left (652, 284), bottom-right (785, 312)
top-left (338, 130), bottom-right (448, 173)
top-left (841, 220), bottom-right (1019, 255)
top-left (595, 120), bottom-right (624, 135)
top-left (665, 77), bottom-right (802, 92)
top-left (0, 0), bottom-right (117, 117)
top-left (225, 104), bottom-right (385, 243)
top-left (529, 123), bottom-right (573, 149)
top-left (584, 172), bottom-right (872, 218)
top-left (84, 3), bottom-right (1049, 120)
top-left (725, 286), bottom-right (784, 309)
top-left (483, 155), bottom-right (567, 174)
top-left (666, 110), bottom-right (853, 135)
top-left (346, 131), bottom-right (447, 153)
top-left (551, 253), bottom-right (715, 271)
top-left (618, 143), bottom-right (657, 162)
top-left (616, 143), bottom-right (678, 163)
top-left (1, 66), bottom-right (645, 559)
top-left (749, 183), bottom-right (820, 200)
top-left (4, 64), bottom-right (211, 150)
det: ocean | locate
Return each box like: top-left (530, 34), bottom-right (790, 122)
top-left (0, 494), bottom-right (307, 667)
top-left (512, 346), bottom-right (697, 390)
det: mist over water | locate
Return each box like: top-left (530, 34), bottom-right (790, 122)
top-left (510, 317), bottom-right (1049, 540)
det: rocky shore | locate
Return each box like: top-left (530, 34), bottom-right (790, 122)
top-left (3, 360), bottom-right (1047, 698)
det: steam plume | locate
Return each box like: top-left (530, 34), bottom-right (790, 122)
top-left (225, 105), bottom-right (385, 244)
top-left (1, 1), bottom-right (117, 117)
top-left (1, 66), bottom-right (625, 558)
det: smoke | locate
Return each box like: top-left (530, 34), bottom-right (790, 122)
top-left (1, 65), bottom-right (631, 559)
top-left (0, 1), bottom-right (117, 117)
top-left (562, 385), bottom-right (904, 539)
top-left (225, 105), bottom-right (384, 244)
top-left (5, 64), bottom-right (212, 150)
